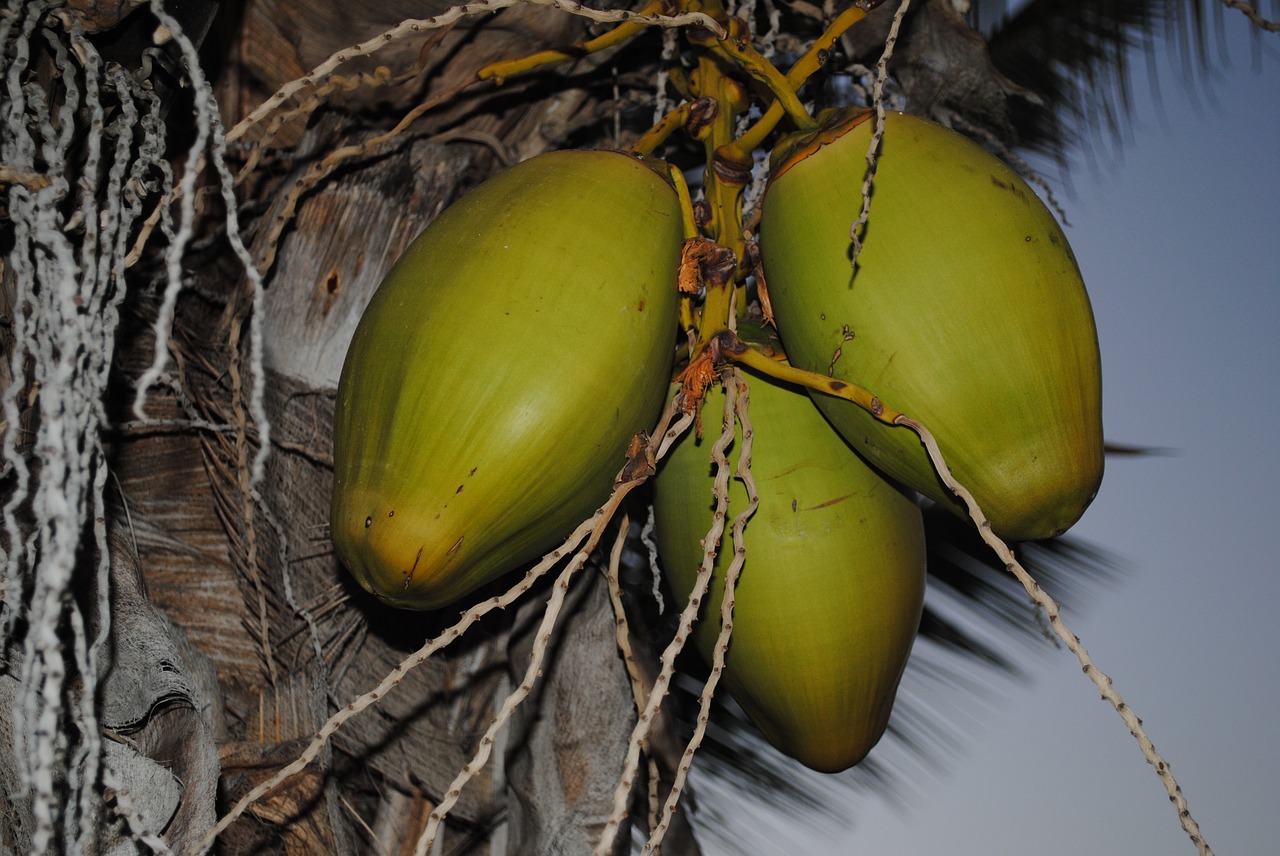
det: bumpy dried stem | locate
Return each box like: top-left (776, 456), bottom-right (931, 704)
top-left (236, 65), bottom-right (407, 182)
top-left (894, 414), bottom-right (1214, 856)
top-left (595, 376), bottom-right (738, 856)
top-left (603, 517), bottom-right (665, 832)
top-left (643, 368), bottom-right (759, 854)
top-left (848, 0), bottom-right (912, 263)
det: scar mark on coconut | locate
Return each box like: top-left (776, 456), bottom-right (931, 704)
top-left (809, 493), bottom-right (853, 510)
top-left (405, 546), bottom-right (424, 589)
top-left (446, 536), bottom-right (464, 557)
top-left (990, 174), bottom-right (1029, 203)
top-left (828, 323), bottom-right (855, 374)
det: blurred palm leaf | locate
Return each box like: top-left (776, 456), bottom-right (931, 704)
top-left (977, 0), bottom-right (1252, 156)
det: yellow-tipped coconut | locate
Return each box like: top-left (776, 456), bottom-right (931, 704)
top-left (332, 150), bottom-right (682, 609)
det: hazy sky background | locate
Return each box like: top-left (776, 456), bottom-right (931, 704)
top-left (703, 8), bottom-right (1280, 855)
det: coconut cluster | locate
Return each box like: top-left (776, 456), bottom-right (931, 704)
top-left (331, 111), bottom-right (1102, 773)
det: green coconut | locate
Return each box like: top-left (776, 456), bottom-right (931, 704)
top-left (653, 371), bottom-right (926, 772)
top-left (332, 150), bottom-right (682, 610)
top-left (759, 109), bottom-right (1103, 541)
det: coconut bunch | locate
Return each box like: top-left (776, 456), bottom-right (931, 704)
top-left (330, 1), bottom-right (1103, 777)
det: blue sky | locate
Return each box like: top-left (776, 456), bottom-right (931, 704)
top-left (702, 9), bottom-right (1280, 855)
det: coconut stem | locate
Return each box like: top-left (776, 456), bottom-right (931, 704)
top-left (714, 331), bottom-right (902, 424)
top-left (686, 45), bottom-right (753, 357)
top-left (733, 1), bottom-right (884, 154)
top-left (692, 17), bottom-right (817, 132)
top-left (632, 101), bottom-right (695, 157)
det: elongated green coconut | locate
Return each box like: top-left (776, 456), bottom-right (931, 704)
top-left (760, 109), bottom-right (1103, 541)
top-left (653, 371), bottom-right (926, 772)
top-left (332, 150), bottom-right (682, 610)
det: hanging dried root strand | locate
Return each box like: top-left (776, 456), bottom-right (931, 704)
top-left (640, 506), bottom-right (666, 614)
top-left (595, 377), bottom-right (739, 856)
top-left (652, 23), bottom-right (680, 123)
top-left (129, 4), bottom-right (211, 422)
top-left (894, 414), bottom-right (1215, 856)
top-left (1, 1), bottom-right (175, 849)
top-left (604, 517), bottom-right (665, 832)
top-left (848, 0), bottom-right (912, 265)
top-left (139, 0), bottom-right (275, 487)
top-left (643, 368), bottom-right (760, 855)
top-left (197, 395), bottom-right (693, 855)
top-left (130, 0), bottom-right (281, 713)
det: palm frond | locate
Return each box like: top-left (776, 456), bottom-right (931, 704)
top-left (979, 0), bottom-right (1244, 156)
